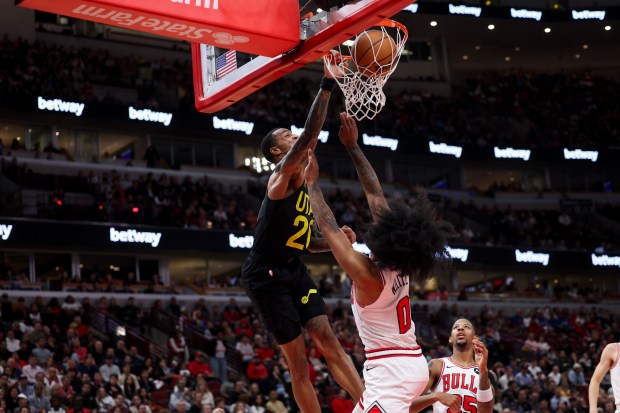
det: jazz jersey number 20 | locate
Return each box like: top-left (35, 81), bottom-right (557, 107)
top-left (286, 190), bottom-right (314, 250)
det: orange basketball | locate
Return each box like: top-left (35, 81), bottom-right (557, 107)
top-left (352, 30), bottom-right (397, 77)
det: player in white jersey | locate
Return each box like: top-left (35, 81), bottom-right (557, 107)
top-left (589, 342), bottom-right (620, 413)
top-left (410, 319), bottom-right (495, 413)
top-left (303, 114), bottom-right (456, 413)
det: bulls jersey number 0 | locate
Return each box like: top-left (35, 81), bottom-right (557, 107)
top-left (432, 357), bottom-right (480, 413)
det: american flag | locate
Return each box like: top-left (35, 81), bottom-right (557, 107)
top-left (215, 49), bottom-right (237, 79)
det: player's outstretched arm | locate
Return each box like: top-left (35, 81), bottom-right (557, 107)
top-left (304, 149), bottom-right (381, 293)
top-left (409, 359), bottom-right (460, 413)
top-left (276, 50), bottom-right (340, 179)
top-left (338, 112), bottom-right (388, 222)
top-left (588, 343), bottom-right (616, 413)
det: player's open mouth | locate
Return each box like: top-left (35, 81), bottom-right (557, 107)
top-left (457, 333), bottom-right (465, 339)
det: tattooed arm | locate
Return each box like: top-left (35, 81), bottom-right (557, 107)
top-left (304, 149), bottom-right (382, 302)
top-left (307, 222), bottom-right (357, 253)
top-left (268, 51), bottom-right (340, 200)
top-left (338, 113), bottom-right (388, 222)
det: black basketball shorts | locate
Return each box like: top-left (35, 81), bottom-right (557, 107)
top-left (241, 255), bottom-right (327, 345)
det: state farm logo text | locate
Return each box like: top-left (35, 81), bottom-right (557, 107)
top-left (171, 0), bottom-right (219, 10)
top-left (73, 5), bottom-right (248, 44)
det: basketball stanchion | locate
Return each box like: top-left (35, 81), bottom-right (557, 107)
top-left (324, 19), bottom-right (408, 121)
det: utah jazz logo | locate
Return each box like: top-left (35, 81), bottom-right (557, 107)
top-left (301, 289), bottom-right (317, 304)
top-left (286, 190), bottom-right (314, 250)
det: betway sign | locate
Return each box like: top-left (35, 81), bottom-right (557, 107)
top-left (510, 8), bottom-right (543, 21)
top-left (129, 107), bottom-right (173, 126)
top-left (213, 116), bottom-right (255, 135)
top-left (429, 141), bottom-right (463, 158)
top-left (109, 227), bottom-right (162, 247)
top-left (591, 254), bottom-right (620, 267)
top-left (563, 148), bottom-right (598, 162)
top-left (16, 0), bottom-right (300, 56)
top-left (494, 147), bottom-right (531, 161)
top-left (572, 10), bottom-right (606, 20)
top-left (446, 247), bottom-right (469, 262)
top-left (229, 233), bottom-right (254, 248)
top-left (290, 125), bottom-right (329, 143)
top-left (448, 4), bottom-right (481, 17)
top-left (403, 3), bottom-right (418, 13)
top-left (515, 249), bottom-right (549, 266)
top-left (362, 133), bottom-right (399, 151)
top-left (0, 224), bottom-right (13, 241)
top-left (38, 96), bottom-right (85, 117)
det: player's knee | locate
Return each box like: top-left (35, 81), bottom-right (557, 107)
top-left (287, 358), bottom-right (311, 382)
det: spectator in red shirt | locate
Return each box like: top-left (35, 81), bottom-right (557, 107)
top-left (188, 353), bottom-right (214, 378)
top-left (234, 319), bottom-right (253, 337)
top-left (72, 316), bottom-right (88, 337)
top-left (330, 389), bottom-right (354, 413)
top-left (255, 341), bottom-right (275, 361)
top-left (246, 356), bottom-right (268, 382)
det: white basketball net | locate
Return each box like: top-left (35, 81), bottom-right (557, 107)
top-left (324, 21), bottom-right (408, 121)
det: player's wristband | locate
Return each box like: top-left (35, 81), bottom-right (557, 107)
top-left (477, 387), bottom-right (493, 403)
top-left (320, 76), bottom-right (337, 92)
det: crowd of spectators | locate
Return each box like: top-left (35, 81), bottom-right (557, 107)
top-left (0, 35), bottom-right (193, 111)
top-left (2, 154), bottom-right (618, 253)
top-left (1, 35), bottom-right (619, 149)
top-left (0, 293), bottom-right (618, 413)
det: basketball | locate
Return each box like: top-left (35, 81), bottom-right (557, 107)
top-left (352, 30), bottom-right (397, 77)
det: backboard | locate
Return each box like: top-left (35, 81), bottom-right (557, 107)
top-left (192, 0), bottom-right (416, 113)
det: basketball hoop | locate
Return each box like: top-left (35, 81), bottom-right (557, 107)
top-left (324, 19), bottom-right (408, 121)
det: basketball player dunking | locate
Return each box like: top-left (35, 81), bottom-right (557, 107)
top-left (241, 51), bottom-right (363, 412)
top-left (589, 342), bottom-right (620, 413)
top-left (303, 114), bottom-right (456, 413)
top-left (410, 319), bottom-right (496, 413)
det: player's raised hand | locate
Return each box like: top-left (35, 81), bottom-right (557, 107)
top-left (341, 225), bottom-right (357, 244)
top-left (473, 338), bottom-right (489, 370)
top-left (338, 112), bottom-right (359, 148)
top-left (436, 393), bottom-right (461, 413)
top-left (304, 149), bottom-right (319, 185)
top-left (324, 49), bottom-right (344, 79)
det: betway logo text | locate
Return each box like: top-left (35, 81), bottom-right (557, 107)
top-left (510, 8), bottom-right (543, 21)
top-left (572, 10), bottom-right (606, 20)
top-left (403, 3), bottom-right (418, 13)
top-left (229, 233), bottom-right (254, 248)
top-left (563, 148), bottom-right (598, 162)
top-left (213, 116), bottom-right (255, 135)
top-left (109, 227), bottom-right (162, 247)
top-left (591, 254), bottom-right (620, 267)
top-left (515, 249), bottom-right (549, 266)
top-left (494, 147), bottom-right (531, 161)
top-left (38, 96), bottom-right (84, 117)
top-left (291, 125), bottom-right (329, 143)
top-left (0, 224), bottom-right (13, 241)
top-left (448, 4), bottom-right (481, 17)
top-left (128, 107), bottom-right (173, 126)
top-left (171, 0), bottom-right (219, 10)
top-left (352, 242), bottom-right (371, 256)
top-left (74, 5), bottom-right (214, 40)
top-left (429, 141), bottom-right (463, 158)
top-left (447, 247), bottom-right (469, 262)
top-left (362, 133), bottom-right (398, 151)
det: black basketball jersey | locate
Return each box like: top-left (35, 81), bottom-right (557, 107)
top-left (251, 184), bottom-right (314, 261)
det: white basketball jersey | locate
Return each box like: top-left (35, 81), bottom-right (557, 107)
top-left (351, 266), bottom-right (421, 359)
top-left (611, 343), bottom-right (620, 409)
top-left (432, 357), bottom-right (480, 413)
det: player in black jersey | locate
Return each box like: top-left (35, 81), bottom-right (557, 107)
top-left (241, 51), bottom-right (364, 412)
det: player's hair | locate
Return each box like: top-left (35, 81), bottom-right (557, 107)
top-left (452, 318), bottom-right (476, 335)
top-left (261, 128), bottom-right (280, 163)
top-left (364, 188), bottom-right (456, 283)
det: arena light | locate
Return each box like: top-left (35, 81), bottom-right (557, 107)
top-left (487, 24), bottom-right (495, 30)
top-left (605, 25), bottom-right (611, 31)
top-left (544, 27), bottom-right (551, 33)
top-left (430, 20), bottom-right (438, 26)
